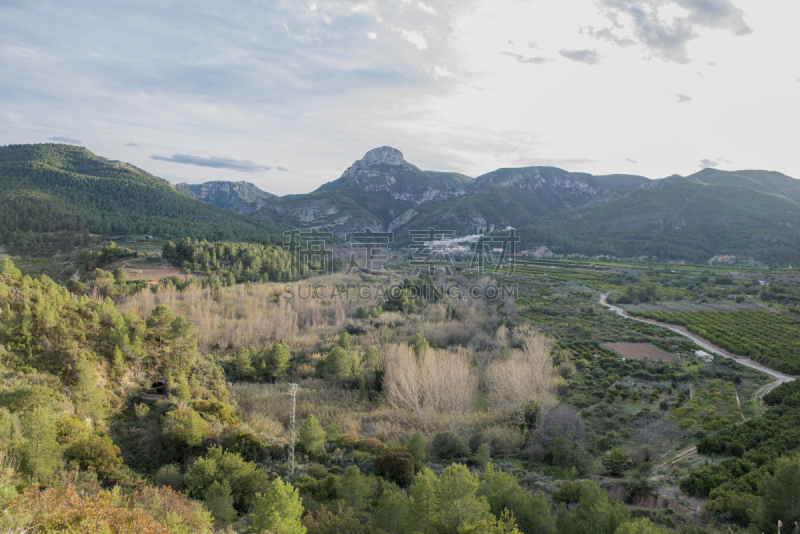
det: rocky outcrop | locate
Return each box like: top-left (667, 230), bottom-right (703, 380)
top-left (337, 147), bottom-right (467, 206)
top-left (341, 146), bottom-right (405, 178)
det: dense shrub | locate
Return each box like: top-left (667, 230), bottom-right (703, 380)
top-left (6, 485), bottom-right (171, 534)
top-left (407, 433), bottom-right (426, 470)
top-left (374, 450), bottom-right (415, 486)
top-left (431, 431), bottom-right (469, 460)
top-left (63, 434), bottom-right (123, 481)
top-left (226, 431), bottom-right (268, 462)
top-left (356, 437), bottom-right (386, 455)
top-left (190, 401), bottom-right (237, 426)
top-left (161, 409), bottom-right (211, 450)
top-left (335, 434), bottom-right (360, 450)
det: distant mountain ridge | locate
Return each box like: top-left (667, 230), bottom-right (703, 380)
top-left (181, 146), bottom-right (799, 264)
top-left (175, 181), bottom-right (275, 212)
top-left (2, 143), bottom-right (799, 265)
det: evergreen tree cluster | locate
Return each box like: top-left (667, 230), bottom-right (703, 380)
top-left (0, 143), bottom-right (289, 254)
top-left (162, 238), bottom-right (296, 283)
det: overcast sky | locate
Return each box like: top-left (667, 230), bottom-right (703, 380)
top-left (1, 0), bottom-right (798, 195)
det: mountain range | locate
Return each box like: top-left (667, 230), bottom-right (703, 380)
top-left (1, 143), bottom-right (798, 265)
top-left (181, 146), bottom-right (800, 264)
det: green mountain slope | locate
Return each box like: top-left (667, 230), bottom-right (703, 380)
top-left (391, 166), bottom-right (633, 239)
top-left (0, 144), bottom-right (289, 252)
top-left (514, 175), bottom-right (800, 265)
top-left (689, 168), bottom-right (800, 203)
top-left (175, 181), bottom-right (275, 212)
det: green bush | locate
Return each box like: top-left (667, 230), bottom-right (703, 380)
top-left (476, 443), bottom-right (490, 467)
top-left (226, 431), bottom-right (268, 462)
top-left (431, 431), bottom-right (469, 460)
top-left (305, 464), bottom-right (328, 480)
top-left (374, 450), bottom-right (415, 487)
top-left (161, 409), bottom-right (210, 450)
top-left (335, 434), bottom-right (359, 450)
top-left (64, 434), bottom-right (123, 481)
top-left (603, 447), bottom-right (630, 477)
top-left (315, 347), bottom-right (359, 380)
top-left (190, 400), bottom-right (237, 426)
top-left (355, 437), bottom-right (386, 455)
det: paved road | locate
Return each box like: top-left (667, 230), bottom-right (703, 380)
top-left (599, 294), bottom-right (796, 392)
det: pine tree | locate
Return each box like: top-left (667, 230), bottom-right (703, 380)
top-left (248, 478), bottom-right (306, 534)
top-left (757, 454), bottom-right (800, 531)
top-left (409, 468), bottom-right (438, 533)
top-left (146, 305), bottom-right (176, 343)
top-left (407, 432), bottom-right (426, 471)
top-left (20, 407), bottom-right (60, 479)
top-left (412, 333), bottom-right (430, 357)
top-left (434, 463), bottom-right (491, 533)
top-left (204, 479), bottom-right (236, 528)
top-left (374, 487), bottom-right (411, 533)
top-left (111, 346), bottom-right (125, 380)
top-left (264, 343), bottom-right (290, 378)
top-left (236, 347), bottom-right (254, 379)
top-left (73, 355), bottom-right (107, 426)
top-left (297, 414), bottom-right (325, 455)
top-left (336, 465), bottom-right (371, 515)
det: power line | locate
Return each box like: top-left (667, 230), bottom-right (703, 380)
top-left (284, 383), bottom-right (299, 478)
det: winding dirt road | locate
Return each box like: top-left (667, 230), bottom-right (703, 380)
top-left (599, 294), bottom-right (795, 401)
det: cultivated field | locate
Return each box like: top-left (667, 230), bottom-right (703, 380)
top-left (603, 342), bottom-right (678, 362)
top-left (116, 258), bottom-right (184, 280)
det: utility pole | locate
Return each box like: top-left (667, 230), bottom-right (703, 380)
top-left (284, 383), bottom-right (299, 478)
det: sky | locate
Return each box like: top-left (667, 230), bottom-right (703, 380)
top-left (1, 0), bottom-right (798, 196)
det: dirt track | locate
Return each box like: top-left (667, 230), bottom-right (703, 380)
top-left (599, 293), bottom-right (796, 403)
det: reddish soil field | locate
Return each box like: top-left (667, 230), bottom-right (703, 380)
top-left (602, 343), bottom-right (677, 362)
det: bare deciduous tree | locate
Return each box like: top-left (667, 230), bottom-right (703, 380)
top-left (527, 405), bottom-right (587, 460)
top-left (485, 326), bottom-right (564, 425)
top-left (383, 344), bottom-right (477, 434)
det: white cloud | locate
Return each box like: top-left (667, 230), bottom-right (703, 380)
top-left (417, 1), bottom-right (437, 15)
top-left (309, 3), bottom-right (317, 11)
top-left (367, 31), bottom-right (377, 40)
top-left (402, 29), bottom-right (428, 50)
top-left (433, 66), bottom-right (452, 78)
top-left (1, 0), bottom-right (796, 194)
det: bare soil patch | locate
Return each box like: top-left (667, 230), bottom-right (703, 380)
top-left (602, 343), bottom-right (677, 362)
top-left (114, 259), bottom-right (184, 281)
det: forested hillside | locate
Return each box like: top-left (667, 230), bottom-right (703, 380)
top-left (512, 176), bottom-right (800, 265)
top-left (0, 144), bottom-right (289, 254)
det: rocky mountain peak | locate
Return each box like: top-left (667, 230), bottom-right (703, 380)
top-left (341, 146), bottom-right (405, 178)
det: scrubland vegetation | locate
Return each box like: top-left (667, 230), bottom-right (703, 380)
top-left (2, 253), bottom-right (800, 534)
